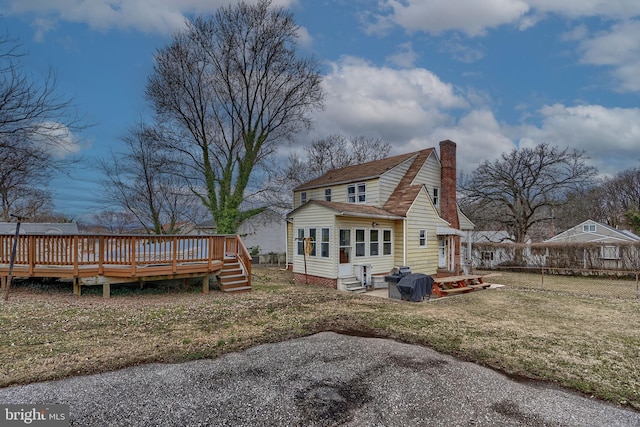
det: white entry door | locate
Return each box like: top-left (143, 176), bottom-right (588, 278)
top-left (338, 229), bottom-right (352, 277)
top-left (438, 236), bottom-right (447, 268)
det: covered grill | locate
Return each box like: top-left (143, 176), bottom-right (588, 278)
top-left (384, 266), bottom-right (412, 284)
top-left (396, 273), bottom-right (433, 302)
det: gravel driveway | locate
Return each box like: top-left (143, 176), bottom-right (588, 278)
top-left (1, 332), bottom-right (638, 426)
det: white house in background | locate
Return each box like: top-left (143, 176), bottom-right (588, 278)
top-left (286, 140), bottom-right (474, 290)
top-left (461, 230), bottom-right (528, 268)
top-left (0, 222), bottom-right (79, 235)
top-left (544, 219), bottom-right (640, 269)
top-left (194, 208), bottom-right (286, 256)
top-left (545, 219), bottom-right (640, 244)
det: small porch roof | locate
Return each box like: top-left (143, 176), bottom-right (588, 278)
top-left (287, 200), bottom-right (404, 221)
top-left (436, 226), bottom-right (466, 237)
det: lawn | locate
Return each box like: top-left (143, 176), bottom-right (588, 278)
top-left (1, 267), bottom-right (639, 411)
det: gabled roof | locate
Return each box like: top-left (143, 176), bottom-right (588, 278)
top-left (545, 219), bottom-right (640, 243)
top-left (293, 149), bottom-right (433, 191)
top-left (286, 200), bottom-right (403, 220)
top-left (384, 149), bottom-right (434, 216)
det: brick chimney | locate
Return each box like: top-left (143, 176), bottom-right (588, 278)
top-left (439, 140), bottom-right (459, 229)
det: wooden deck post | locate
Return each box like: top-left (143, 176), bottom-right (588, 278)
top-left (103, 282), bottom-right (111, 299)
top-left (73, 278), bottom-right (81, 296)
top-left (202, 274), bottom-right (209, 294)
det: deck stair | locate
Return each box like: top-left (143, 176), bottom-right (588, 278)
top-left (219, 260), bottom-right (251, 293)
top-left (342, 276), bottom-right (366, 293)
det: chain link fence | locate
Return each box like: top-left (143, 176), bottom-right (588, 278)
top-left (475, 266), bottom-right (640, 300)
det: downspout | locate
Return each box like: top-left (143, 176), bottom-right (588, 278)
top-left (403, 218), bottom-right (407, 266)
top-left (285, 219), bottom-right (290, 269)
top-left (466, 230), bottom-right (472, 274)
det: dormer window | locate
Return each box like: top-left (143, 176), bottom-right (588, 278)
top-left (301, 192), bottom-right (307, 204)
top-left (347, 183), bottom-right (366, 203)
top-left (325, 188), bottom-right (331, 201)
top-left (583, 224), bottom-right (596, 232)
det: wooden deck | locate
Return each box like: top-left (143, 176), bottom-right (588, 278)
top-left (0, 233), bottom-right (252, 297)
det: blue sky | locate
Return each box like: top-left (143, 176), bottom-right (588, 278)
top-left (1, 0), bottom-right (639, 220)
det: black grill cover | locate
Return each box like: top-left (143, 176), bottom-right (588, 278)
top-left (396, 273), bottom-right (433, 302)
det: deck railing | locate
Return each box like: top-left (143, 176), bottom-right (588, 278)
top-left (0, 233), bottom-right (249, 282)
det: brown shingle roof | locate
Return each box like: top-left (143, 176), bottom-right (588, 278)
top-left (287, 200), bottom-right (403, 219)
top-left (384, 149), bottom-right (435, 215)
top-left (294, 149), bottom-right (432, 191)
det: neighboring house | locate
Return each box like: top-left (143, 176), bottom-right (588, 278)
top-left (461, 231), bottom-right (524, 269)
top-left (194, 208), bottom-right (286, 255)
top-left (0, 222), bottom-right (79, 235)
top-left (544, 219), bottom-right (640, 269)
top-left (286, 140), bottom-right (474, 290)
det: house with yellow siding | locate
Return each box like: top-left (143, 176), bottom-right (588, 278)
top-left (286, 140), bottom-right (474, 291)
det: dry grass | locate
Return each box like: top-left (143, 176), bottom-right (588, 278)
top-left (1, 267), bottom-right (639, 411)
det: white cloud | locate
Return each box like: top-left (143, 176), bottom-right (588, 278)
top-left (371, 0), bottom-right (530, 37)
top-left (577, 20), bottom-right (640, 92)
top-left (293, 57), bottom-right (640, 178)
top-left (428, 110), bottom-right (516, 172)
top-left (308, 56), bottom-right (468, 151)
top-left (369, 0), bottom-right (640, 37)
top-left (518, 104), bottom-right (640, 175)
top-left (5, 0), bottom-right (299, 36)
top-left (386, 42), bottom-right (419, 68)
top-left (32, 122), bottom-right (83, 158)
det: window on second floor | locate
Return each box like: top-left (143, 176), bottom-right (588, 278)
top-left (324, 188), bottom-right (331, 201)
top-left (347, 183), bottom-right (366, 203)
top-left (583, 224), bottom-right (596, 232)
top-left (433, 188), bottom-right (439, 207)
top-left (300, 192), bottom-right (307, 204)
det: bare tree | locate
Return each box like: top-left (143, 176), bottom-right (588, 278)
top-left (283, 134), bottom-right (392, 188)
top-left (0, 32), bottom-right (84, 219)
top-left (92, 210), bottom-right (137, 234)
top-left (145, 0), bottom-right (324, 233)
top-left (459, 143), bottom-right (597, 253)
top-left (100, 122), bottom-right (204, 234)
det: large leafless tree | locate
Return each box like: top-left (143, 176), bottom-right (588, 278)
top-left (100, 122), bottom-right (205, 234)
top-left (145, 0), bottom-right (324, 233)
top-left (459, 143), bottom-right (597, 250)
top-left (282, 134), bottom-right (392, 188)
top-left (0, 33), bottom-right (83, 220)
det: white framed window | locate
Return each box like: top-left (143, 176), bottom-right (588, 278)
top-left (300, 192), bottom-right (307, 204)
top-left (297, 229), bottom-right (305, 255)
top-left (347, 183), bottom-right (366, 203)
top-left (355, 228), bottom-right (366, 257)
top-left (419, 229), bottom-right (427, 247)
top-left (601, 246), bottom-right (619, 260)
top-left (583, 224), bottom-right (596, 232)
top-left (321, 228), bottom-right (330, 258)
top-left (357, 183), bottom-right (366, 203)
top-left (347, 185), bottom-right (356, 203)
top-left (383, 230), bottom-right (392, 255)
top-left (433, 188), bottom-right (439, 207)
top-left (308, 228), bottom-right (317, 256)
top-left (324, 188), bottom-right (331, 202)
top-left (370, 229), bottom-right (379, 256)
top-left (482, 251), bottom-right (494, 261)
